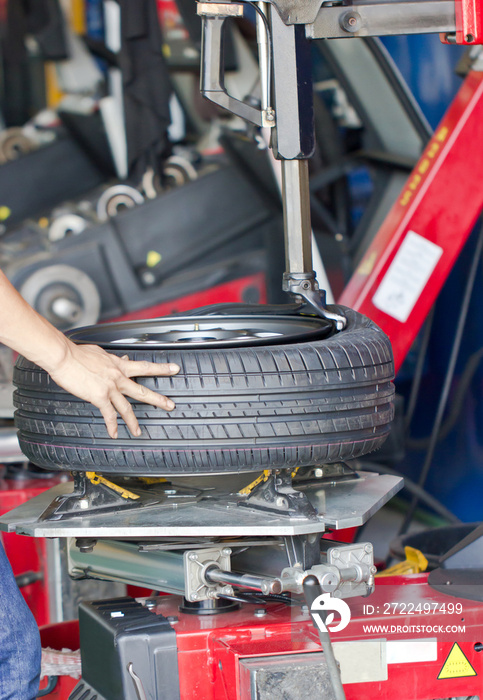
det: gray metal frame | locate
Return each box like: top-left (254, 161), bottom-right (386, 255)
top-left (0, 471), bottom-right (403, 537)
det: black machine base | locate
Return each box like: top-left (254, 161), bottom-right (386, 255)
top-left (68, 597), bottom-right (180, 700)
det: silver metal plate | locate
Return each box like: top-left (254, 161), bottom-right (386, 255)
top-left (0, 472), bottom-right (403, 538)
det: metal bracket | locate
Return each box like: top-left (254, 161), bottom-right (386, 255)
top-left (306, 0), bottom-right (456, 39)
top-left (184, 546), bottom-right (233, 601)
top-left (38, 472), bottom-right (200, 521)
top-left (239, 470), bottom-right (319, 519)
top-left (282, 272), bottom-right (347, 329)
top-left (321, 541), bottom-right (377, 598)
top-left (198, 2), bottom-right (276, 127)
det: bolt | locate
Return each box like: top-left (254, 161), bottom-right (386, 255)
top-left (301, 281), bottom-right (311, 290)
top-left (364, 544), bottom-right (373, 554)
top-left (221, 586), bottom-right (233, 595)
top-left (314, 468), bottom-right (324, 478)
top-left (370, 566), bottom-right (377, 574)
top-left (191, 593), bottom-right (199, 600)
top-left (222, 548), bottom-right (232, 557)
top-left (167, 616), bottom-right (179, 624)
top-left (276, 497), bottom-right (288, 509)
top-left (332, 550), bottom-right (340, 559)
top-left (75, 538), bottom-right (96, 554)
top-left (79, 499), bottom-right (89, 510)
top-left (301, 605), bottom-right (309, 614)
top-left (188, 553), bottom-right (198, 562)
top-left (340, 11), bottom-right (361, 32)
top-left (254, 608), bottom-right (267, 618)
top-left (144, 599), bottom-right (156, 610)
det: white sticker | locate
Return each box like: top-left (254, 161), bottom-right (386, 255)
top-left (387, 638), bottom-right (438, 664)
top-left (372, 231), bottom-right (443, 322)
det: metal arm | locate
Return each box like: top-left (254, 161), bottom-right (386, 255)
top-left (196, 0), bottom-right (482, 332)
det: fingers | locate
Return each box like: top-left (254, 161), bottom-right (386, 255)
top-left (99, 403), bottom-right (120, 440)
top-left (100, 379), bottom-right (175, 438)
top-left (98, 356), bottom-right (179, 438)
top-left (111, 393), bottom-right (142, 437)
top-left (119, 377), bottom-right (175, 411)
top-left (117, 357), bottom-right (180, 379)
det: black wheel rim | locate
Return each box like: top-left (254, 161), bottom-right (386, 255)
top-left (67, 314), bottom-right (334, 349)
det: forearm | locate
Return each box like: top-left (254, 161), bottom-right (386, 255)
top-left (0, 271), bottom-right (70, 373)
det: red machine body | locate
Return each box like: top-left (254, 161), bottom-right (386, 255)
top-left (340, 69), bottom-right (483, 372)
top-left (39, 576), bottom-right (483, 699)
top-left (165, 576), bottom-right (483, 700)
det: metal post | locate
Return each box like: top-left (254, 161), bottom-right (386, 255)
top-left (281, 159), bottom-right (313, 274)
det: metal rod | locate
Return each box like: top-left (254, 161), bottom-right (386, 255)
top-left (256, 2), bottom-right (271, 112)
top-left (281, 159), bottom-right (313, 274)
top-left (205, 567), bottom-right (282, 594)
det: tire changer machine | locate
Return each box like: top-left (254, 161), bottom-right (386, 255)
top-left (3, 1), bottom-right (483, 699)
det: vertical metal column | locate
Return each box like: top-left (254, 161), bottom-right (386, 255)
top-left (281, 159), bottom-right (313, 273)
top-left (270, 7), bottom-right (315, 277)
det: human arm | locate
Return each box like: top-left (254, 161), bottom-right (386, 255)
top-left (0, 271), bottom-right (179, 439)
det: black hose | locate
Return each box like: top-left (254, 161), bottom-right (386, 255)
top-left (404, 305), bottom-right (435, 431)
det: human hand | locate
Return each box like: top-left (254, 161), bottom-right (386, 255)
top-left (47, 341), bottom-right (180, 439)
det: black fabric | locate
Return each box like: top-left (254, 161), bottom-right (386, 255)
top-left (117, 0), bottom-right (172, 179)
top-left (5, 0), bottom-right (68, 62)
top-left (1, 0), bottom-right (68, 124)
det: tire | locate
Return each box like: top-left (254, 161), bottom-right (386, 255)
top-left (13, 306), bottom-right (394, 476)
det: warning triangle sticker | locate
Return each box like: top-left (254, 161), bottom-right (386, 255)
top-left (438, 643), bottom-right (477, 680)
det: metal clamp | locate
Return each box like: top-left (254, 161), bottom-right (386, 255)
top-left (280, 541), bottom-right (376, 597)
top-left (283, 272), bottom-right (347, 330)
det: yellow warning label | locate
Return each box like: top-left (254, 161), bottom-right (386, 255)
top-left (438, 643), bottom-right (477, 680)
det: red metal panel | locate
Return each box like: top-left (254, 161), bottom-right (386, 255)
top-left (149, 575), bottom-right (483, 699)
top-left (339, 70), bottom-right (483, 373)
